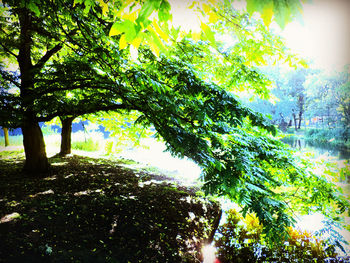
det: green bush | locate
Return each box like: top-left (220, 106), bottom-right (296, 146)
top-left (305, 128), bottom-right (349, 142)
top-left (104, 140), bottom-right (114, 155)
top-left (72, 138), bottom-right (100, 152)
top-left (215, 209), bottom-right (341, 263)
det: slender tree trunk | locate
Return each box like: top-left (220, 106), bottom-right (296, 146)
top-left (22, 119), bottom-right (49, 173)
top-left (59, 116), bottom-right (75, 156)
top-left (3, 127), bottom-right (9, 147)
top-left (292, 113), bottom-right (298, 131)
top-left (298, 111), bottom-right (303, 130)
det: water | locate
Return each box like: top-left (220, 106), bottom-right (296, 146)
top-left (281, 137), bottom-right (350, 161)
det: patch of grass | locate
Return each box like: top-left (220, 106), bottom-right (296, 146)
top-left (0, 149), bottom-right (24, 159)
top-left (0, 135), bottom-right (23, 147)
top-left (0, 153), bottom-right (220, 262)
top-left (72, 138), bottom-right (100, 152)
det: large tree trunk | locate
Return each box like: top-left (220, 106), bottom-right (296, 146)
top-left (59, 116), bottom-right (75, 156)
top-left (3, 127), bottom-right (9, 147)
top-left (22, 119), bottom-right (49, 174)
top-left (17, 8), bottom-right (51, 174)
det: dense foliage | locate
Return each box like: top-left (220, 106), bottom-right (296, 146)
top-left (215, 209), bottom-right (346, 263)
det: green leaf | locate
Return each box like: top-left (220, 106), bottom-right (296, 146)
top-left (201, 22), bottom-right (216, 46)
top-left (109, 20), bottom-right (137, 41)
top-left (28, 2), bottom-right (40, 16)
top-left (136, 0), bottom-right (161, 26)
top-left (158, 0), bottom-right (172, 22)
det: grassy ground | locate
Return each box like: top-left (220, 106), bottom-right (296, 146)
top-left (0, 152), bottom-right (221, 263)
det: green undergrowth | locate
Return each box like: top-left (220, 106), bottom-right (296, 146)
top-left (215, 209), bottom-right (348, 263)
top-left (0, 154), bottom-right (221, 262)
top-left (0, 149), bottom-right (24, 159)
top-left (72, 138), bottom-right (100, 152)
top-left (304, 128), bottom-right (350, 149)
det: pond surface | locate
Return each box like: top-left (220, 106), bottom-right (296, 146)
top-left (281, 137), bottom-right (350, 161)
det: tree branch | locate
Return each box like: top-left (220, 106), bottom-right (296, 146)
top-left (36, 103), bottom-right (130, 122)
top-left (35, 82), bottom-right (118, 96)
top-left (33, 44), bottom-right (63, 70)
top-left (0, 41), bottom-right (18, 58)
top-left (33, 29), bottom-right (78, 71)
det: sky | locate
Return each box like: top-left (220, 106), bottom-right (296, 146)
top-left (169, 0), bottom-right (350, 73)
top-left (281, 0), bottom-right (350, 72)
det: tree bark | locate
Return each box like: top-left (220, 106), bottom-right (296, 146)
top-left (17, 7), bottom-right (53, 174)
top-left (297, 111), bottom-right (303, 130)
top-left (292, 112), bottom-right (298, 131)
top-left (22, 119), bottom-right (49, 174)
top-left (59, 116), bottom-right (75, 156)
top-left (3, 127), bottom-right (9, 147)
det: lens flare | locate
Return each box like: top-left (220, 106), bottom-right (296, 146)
top-left (202, 243), bottom-right (217, 263)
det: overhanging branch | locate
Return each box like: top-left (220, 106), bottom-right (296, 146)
top-left (36, 103), bottom-right (131, 122)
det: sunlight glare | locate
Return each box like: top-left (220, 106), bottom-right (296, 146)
top-left (281, 0), bottom-right (350, 72)
top-left (202, 243), bottom-right (217, 263)
top-left (168, 0), bottom-right (202, 33)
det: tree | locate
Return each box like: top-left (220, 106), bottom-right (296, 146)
top-left (0, 1), bottom-right (132, 170)
top-left (2, 127), bottom-right (9, 146)
top-left (305, 68), bottom-right (349, 130)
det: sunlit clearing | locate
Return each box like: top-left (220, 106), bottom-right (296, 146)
top-left (202, 243), bottom-right (217, 263)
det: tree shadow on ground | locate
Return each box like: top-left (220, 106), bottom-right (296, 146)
top-left (0, 154), bottom-right (221, 263)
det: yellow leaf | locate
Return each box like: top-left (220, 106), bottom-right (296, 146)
top-left (98, 0), bottom-right (108, 16)
top-left (209, 12), bottom-right (219, 24)
top-left (262, 3), bottom-right (274, 26)
top-left (151, 20), bottom-right (169, 42)
top-left (131, 35), bottom-right (143, 50)
top-left (208, 0), bottom-right (218, 5)
top-left (121, 10), bottom-right (138, 21)
top-left (148, 27), bottom-right (165, 50)
top-left (191, 31), bottom-right (201, 42)
top-left (119, 34), bottom-right (128, 50)
top-left (149, 41), bottom-right (160, 57)
top-left (202, 3), bottom-right (211, 14)
top-left (109, 23), bottom-right (122, 37)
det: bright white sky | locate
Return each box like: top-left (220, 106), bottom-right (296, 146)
top-left (169, 0), bottom-right (350, 72)
top-left (281, 0), bottom-right (350, 72)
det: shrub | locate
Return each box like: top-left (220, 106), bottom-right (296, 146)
top-left (215, 209), bottom-right (341, 263)
top-left (305, 128), bottom-right (350, 144)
